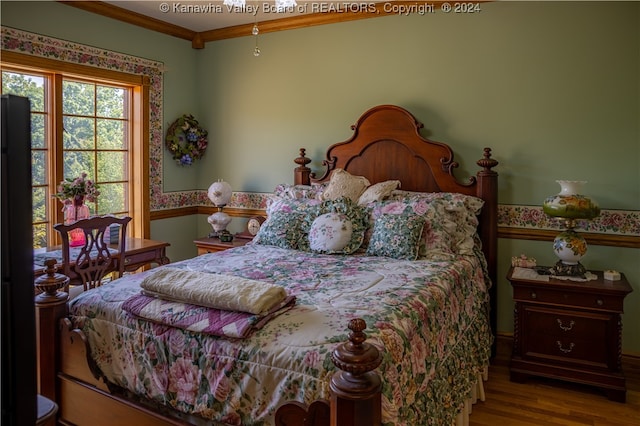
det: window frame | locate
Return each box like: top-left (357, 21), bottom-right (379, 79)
top-left (1, 51), bottom-right (150, 245)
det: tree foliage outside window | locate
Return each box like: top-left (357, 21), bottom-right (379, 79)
top-left (1, 70), bottom-right (131, 249)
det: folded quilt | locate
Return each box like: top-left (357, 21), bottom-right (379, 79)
top-left (139, 267), bottom-right (288, 315)
top-left (122, 293), bottom-right (296, 339)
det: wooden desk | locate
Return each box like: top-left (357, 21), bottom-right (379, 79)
top-left (34, 237), bottom-right (170, 276)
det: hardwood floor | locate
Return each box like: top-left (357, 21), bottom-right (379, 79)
top-left (470, 336), bottom-right (640, 426)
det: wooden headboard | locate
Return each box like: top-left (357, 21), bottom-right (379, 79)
top-left (294, 104), bottom-right (499, 342)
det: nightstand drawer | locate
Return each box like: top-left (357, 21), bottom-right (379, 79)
top-left (513, 286), bottom-right (624, 311)
top-left (523, 306), bottom-right (611, 367)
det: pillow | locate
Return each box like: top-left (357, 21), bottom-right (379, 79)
top-left (366, 207), bottom-right (426, 260)
top-left (254, 198), bottom-right (321, 249)
top-left (357, 180), bottom-right (401, 206)
top-left (364, 197), bottom-right (456, 259)
top-left (320, 169), bottom-right (370, 202)
top-left (252, 211), bottom-right (307, 249)
top-left (307, 198), bottom-right (368, 254)
top-left (308, 213), bottom-right (354, 253)
top-left (273, 183), bottom-right (327, 200)
top-left (388, 190), bottom-right (484, 256)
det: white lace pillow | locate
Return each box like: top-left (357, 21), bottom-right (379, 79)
top-left (320, 169), bottom-right (370, 202)
top-left (358, 180), bottom-right (401, 206)
top-left (308, 212), bottom-right (354, 253)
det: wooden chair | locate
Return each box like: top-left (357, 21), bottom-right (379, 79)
top-left (54, 215), bottom-right (131, 293)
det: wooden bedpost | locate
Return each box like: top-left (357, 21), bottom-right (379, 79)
top-left (330, 318), bottom-right (382, 426)
top-left (275, 318), bottom-right (382, 426)
top-left (34, 259), bottom-right (69, 402)
top-left (475, 147), bottom-right (499, 354)
top-left (294, 148), bottom-right (312, 185)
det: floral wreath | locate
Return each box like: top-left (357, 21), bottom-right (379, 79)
top-left (165, 114), bottom-right (208, 166)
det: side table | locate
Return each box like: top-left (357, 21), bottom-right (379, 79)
top-left (194, 237), bottom-right (250, 255)
top-left (507, 266), bottom-right (633, 402)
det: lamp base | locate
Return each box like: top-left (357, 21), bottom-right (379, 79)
top-left (550, 260), bottom-right (587, 278)
top-left (208, 229), bottom-right (234, 242)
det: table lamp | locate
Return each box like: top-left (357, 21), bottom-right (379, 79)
top-left (542, 180), bottom-right (600, 277)
top-left (207, 180), bottom-right (233, 240)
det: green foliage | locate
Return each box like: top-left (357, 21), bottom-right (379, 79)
top-left (2, 71), bottom-right (131, 247)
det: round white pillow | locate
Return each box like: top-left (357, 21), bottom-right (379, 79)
top-left (308, 212), bottom-right (353, 253)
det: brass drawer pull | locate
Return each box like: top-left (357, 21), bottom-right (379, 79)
top-left (530, 291), bottom-right (537, 299)
top-left (596, 299), bottom-right (604, 306)
top-left (556, 341), bottom-right (575, 354)
top-left (556, 319), bottom-right (575, 331)
top-left (124, 258), bottom-right (131, 264)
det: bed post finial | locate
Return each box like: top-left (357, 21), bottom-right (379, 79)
top-left (294, 148), bottom-right (312, 185)
top-left (477, 147), bottom-right (498, 173)
top-left (330, 318), bottom-right (382, 426)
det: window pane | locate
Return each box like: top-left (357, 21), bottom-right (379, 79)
top-left (96, 182), bottom-right (126, 215)
top-left (97, 151), bottom-right (127, 182)
top-left (97, 86), bottom-right (124, 118)
top-left (32, 151), bottom-right (47, 185)
top-left (32, 186), bottom-right (47, 222)
top-left (63, 80), bottom-right (94, 115)
top-left (97, 119), bottom-right (126, 150)
top-left (31, 113), bottom-right (46, 149)
top-left (63, 116), bottom-right (95, 150)
top-left (1, 71), bottom-right (45, 111)
top-left (63, 151), bottom-right (95, 181)
top-left (33, 224), bottom-right (47, 250)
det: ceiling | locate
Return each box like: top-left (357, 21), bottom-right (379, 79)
top-left (103, 1), bottom-right (313, 32)
top-left (61, 1), bottom-right (445, 48)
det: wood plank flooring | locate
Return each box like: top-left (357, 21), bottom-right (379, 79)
top-left (470, 337), bottom-right (640, 426)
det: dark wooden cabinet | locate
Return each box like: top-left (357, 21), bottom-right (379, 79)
top-left (507, 267), bottom-right (633, 402)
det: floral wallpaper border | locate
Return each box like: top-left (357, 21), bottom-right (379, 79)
top-left (498, 205), bottom-right (639, 236)
top-left (208, 193), bottom-right (640, 237)
top-left (2, 28), bottom-right (638, 238)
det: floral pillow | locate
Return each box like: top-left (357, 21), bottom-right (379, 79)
top-left (388, 190), bottom-right (484, 256)
top-left (253, 211), bottom-right (308, 249)
top-left (320, 169), bottom-right (370, 203)
top-left (357, 180), bottom-right (401, 206)
top-left (272, 183), bottom-right (327, 200)
top-left (306, 198), bottom-right (368, 254)
top-left (308, 213), bottom-right (354, 253)
top-left (366, 202), bottom-right (426, 260)
top-left (254, 198), bottom-right (321, 249)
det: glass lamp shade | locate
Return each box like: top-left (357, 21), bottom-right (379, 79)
top-left (208, 180), bottom-right (232, 207)
top-left (542, 180), bottom-right (600, 221)
top-left (542, 180), bottom-right (600, 277)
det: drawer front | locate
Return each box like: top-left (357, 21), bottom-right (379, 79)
top-left (513, 286), bottom-right (623, 312)
top-left (124, 250), bottom-right (160, 268)
top-left (521, 305), bottom-right (616, 368)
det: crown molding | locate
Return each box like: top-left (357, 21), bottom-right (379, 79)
top-left (60, 1), bottom-right (473, 49)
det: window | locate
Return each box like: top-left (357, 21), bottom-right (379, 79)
top-left (1, 54), bottom-right (149, 248)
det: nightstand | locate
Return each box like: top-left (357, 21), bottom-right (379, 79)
top-left (507, 266), bottom-right (633, 402)
top-left (193, 237), bottom-right (250, 255)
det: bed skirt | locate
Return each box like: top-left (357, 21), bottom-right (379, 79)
top-left (455, 366), bottom-right (489, 426)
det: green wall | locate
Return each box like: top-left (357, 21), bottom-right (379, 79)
top-left (2, 1), bottom-right (639, 354)
top-left (197, 1), bottom-right (640, 353)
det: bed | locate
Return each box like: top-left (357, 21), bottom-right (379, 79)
top-left (35, 104), bottom-right (499, 426)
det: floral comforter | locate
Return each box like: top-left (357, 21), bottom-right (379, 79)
top-left (69, 243), bottom-right (493, 426)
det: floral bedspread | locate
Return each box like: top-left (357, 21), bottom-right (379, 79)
top-left (69, 243), bottom-right (493, 426)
